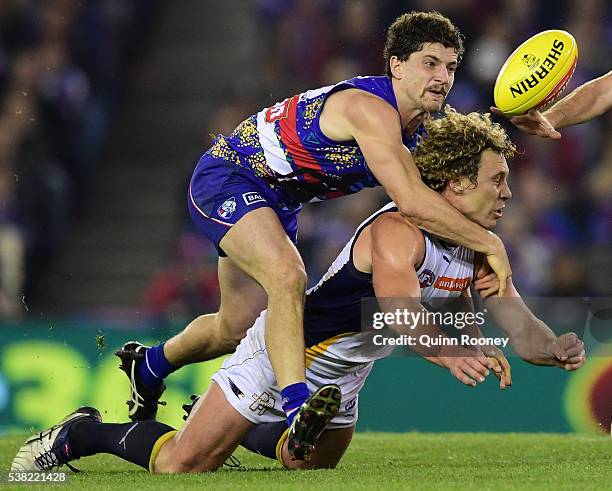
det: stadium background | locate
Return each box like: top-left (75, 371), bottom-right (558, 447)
top-left (0, 0), bottom-right (609, 436)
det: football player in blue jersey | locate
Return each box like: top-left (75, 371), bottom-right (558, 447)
top-left (114, 13), bottom-right (514, 459)
top-left (12, 107), bottom-right (584, 474)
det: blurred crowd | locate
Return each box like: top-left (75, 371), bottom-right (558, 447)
top-left (1, 0), bottom-right (610, 320)
top-left (0, 0), bottom-right (159, 316)
top-left (252, 0), bottom-right (611, 296)
top-left (153, 0), bottom-right (610, 321)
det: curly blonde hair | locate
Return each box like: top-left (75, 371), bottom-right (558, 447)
top-left (413, 106), bottom-right (516, 191)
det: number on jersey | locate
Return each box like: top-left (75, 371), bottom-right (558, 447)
top-left (265, 98), bottom-right (291, 123)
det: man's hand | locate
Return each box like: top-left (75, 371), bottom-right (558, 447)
top-left (547, 332), bottom-right (586, 370)
top-left (474, 271), bottom-right (500, 299)
top-left (490, 107), bottom-right (562, 139)
top-left (480, 346), bottom-right (512, 389)
top-left (484, 236), bottom-right (512, 297)
top-left (436, 346), bottom-right (497, 387)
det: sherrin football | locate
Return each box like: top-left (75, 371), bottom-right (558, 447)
top-left (493, 30), bottom-right (578, 116)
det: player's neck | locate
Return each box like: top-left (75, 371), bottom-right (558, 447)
top-left (403, 111), bottom-right (427, 134)
top-left (391, 78), bottom-right (426, 134)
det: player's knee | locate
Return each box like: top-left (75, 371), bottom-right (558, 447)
top-left (266, 262), bottom-right (307, 297)
top-left (214, 314), bottom-right (250, 352)
top-left (155, 459), bottom-right (191, 474)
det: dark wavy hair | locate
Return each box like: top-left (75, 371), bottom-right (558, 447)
top-left (383, 11), bottom-right (465, 77)
top-left (413, 106), bottom-right (516, 191)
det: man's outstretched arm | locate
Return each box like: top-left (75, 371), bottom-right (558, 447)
top-left (346, 93), bottom-right (512, 296)
top-left (491, 70), bottom-right (612, 138)
top-left (480, 278), bottom-right (585, 369)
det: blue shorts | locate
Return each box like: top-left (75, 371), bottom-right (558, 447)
top-left (188, 153), bottom-right (301, 257)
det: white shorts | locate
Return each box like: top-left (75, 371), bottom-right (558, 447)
top-left (212, 311), bottom-right (376, 429)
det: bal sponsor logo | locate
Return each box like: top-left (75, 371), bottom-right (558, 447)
top-left (217, 197), bottom-right (236, 219)
top-left (242, 192), bottom-right (266, 206)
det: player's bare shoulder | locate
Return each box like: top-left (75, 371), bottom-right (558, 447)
top-left (368, 211), bottom-right (425, 269)
top-left (320, 88), bottom-right (401, 142)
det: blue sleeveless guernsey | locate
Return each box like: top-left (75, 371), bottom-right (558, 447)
top-left (207, 76), bottom-right (427, 208)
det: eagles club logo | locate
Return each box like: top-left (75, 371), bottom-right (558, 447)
top-left (217, 197), bottom-right (236, 219)
top-left (418, 269), bottom-right (435, 288)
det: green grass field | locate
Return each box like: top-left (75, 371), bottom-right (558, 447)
top-left (1, 433), bottom-right (610, 490)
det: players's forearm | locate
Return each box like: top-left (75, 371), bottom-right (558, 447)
top-left (507, 319), bottom-right (558, 365)
top-left (544, 72), bottom-right (612, 128)
top-left (396, 181), bottom-right (501, 255)
top-left (369, 147), bottom-right (504, 256)
top-left (544, 94), bottom-right (589, 129)
top-left (483, 297), bottom-right (557, 365)
top-left (411, 323), bottom-right (452, 359)
top-left (460, 322), bottom-right (484, 340)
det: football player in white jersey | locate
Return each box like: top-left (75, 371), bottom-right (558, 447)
top-left (12, 108), bottom-right (584, 475)
top-left (114, 14), bottom-right (513, 452)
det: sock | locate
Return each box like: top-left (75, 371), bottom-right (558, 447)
top-left (240, 421), bottom-right (287, 459)
top-left (138, 343), bottom-right (176, 389)
top-left (69, 419), bottom-right (175, 471)
top-left (281, 382), bottom-right (309, 426)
